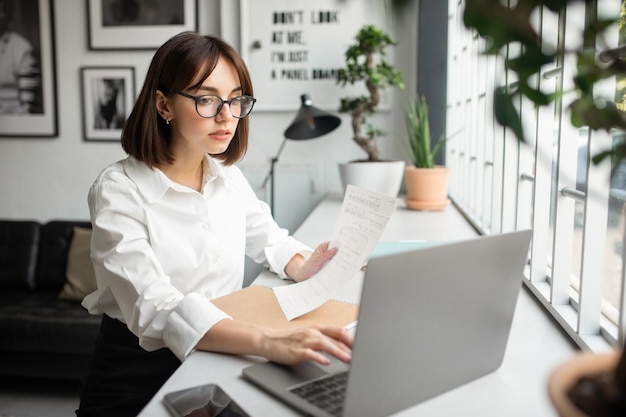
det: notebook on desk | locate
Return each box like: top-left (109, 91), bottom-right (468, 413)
top-left (242, 230), bottom-right (532, 417)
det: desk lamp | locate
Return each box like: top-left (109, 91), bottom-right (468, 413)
top-left (262, 94), bottom-right (341, 214)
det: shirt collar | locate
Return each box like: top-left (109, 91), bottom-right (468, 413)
top-left (123, 154), bottom-right (228, 203)
top-left (204, 155), bottom-right (228, 184)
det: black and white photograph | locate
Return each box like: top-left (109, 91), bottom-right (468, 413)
top-left (80, 66), bottom-right (134, 141)
top-left (87, 0), bottom-right (197, 50)
top-left (0, 0), bottom-right (57, 137)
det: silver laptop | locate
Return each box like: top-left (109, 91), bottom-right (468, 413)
top-left (242, 230), bottom-right (532, 417)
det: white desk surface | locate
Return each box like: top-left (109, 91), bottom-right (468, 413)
top-left (139, 195), bottom-right (576, 417)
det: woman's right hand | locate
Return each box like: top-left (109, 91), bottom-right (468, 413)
top-left (196, 320), bottom-right (353, 366)
top-left (260, 325), bottom-right (353, 365)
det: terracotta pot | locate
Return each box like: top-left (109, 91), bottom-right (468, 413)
top-left (548, 350), bottom-right (621, 417)
top-left (404, 165), bottom-right (450, 211)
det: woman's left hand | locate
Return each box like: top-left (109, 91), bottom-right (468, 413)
top-left (285, 242), bottom-right (337, 282)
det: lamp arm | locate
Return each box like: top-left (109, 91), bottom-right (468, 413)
top-left (261, 137), bottom-right (288, 188)
top-left (261, 136), bottom-right (289, 215)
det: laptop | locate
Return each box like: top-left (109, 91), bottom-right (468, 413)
top-left (242, 230), bottom-right (532, 417)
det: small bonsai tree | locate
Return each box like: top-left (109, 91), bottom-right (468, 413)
top-left (336, 24), bottom-right (405, 162)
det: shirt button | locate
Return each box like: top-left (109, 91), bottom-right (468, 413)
top-left (204, 290), bottom-right (213, 298)
top-left (203, 223), bottom-right (209, 229)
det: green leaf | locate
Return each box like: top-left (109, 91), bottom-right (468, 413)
top-left (570, 98), bottom-right (626, 131)
top-left (494, 87), bottom-right (525, 143)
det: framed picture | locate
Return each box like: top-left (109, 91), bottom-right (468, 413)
top-left (87, 0), bottom-right (198, 50)
top-left (0, 0), bottom-right (57, 137)
top-left (80, 67), bottom-right (135, 141)
top-left (238, 0), bottom-right (389, 111)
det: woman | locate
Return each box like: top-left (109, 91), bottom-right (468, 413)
top-left (0, 0), bottom-right (41, 114)
top-left (77, 32), bottom-right (352, 417)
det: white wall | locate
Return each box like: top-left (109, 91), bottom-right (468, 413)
top-left (0, 0), bottom-right (417, 222)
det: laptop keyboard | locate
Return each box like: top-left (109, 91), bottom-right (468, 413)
top-left (289, 371), bottom-right (348, 417)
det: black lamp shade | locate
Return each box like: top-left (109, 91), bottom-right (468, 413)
top-left (283, 94), bottom-right (341, 140)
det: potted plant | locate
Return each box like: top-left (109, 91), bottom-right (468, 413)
top-left (403, 95), bottom-right (450, 211)
top-left (336, 24), bottom-right (406, 197)
top-left (548, 350), bottom-right (625, 417)
top-left (462, 0), bottom-right (626, 415)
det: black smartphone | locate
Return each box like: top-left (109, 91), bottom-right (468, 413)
top-left (162, 383), bottom-right (251, 417)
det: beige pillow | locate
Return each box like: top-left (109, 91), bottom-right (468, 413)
top-left (58, 226), bottom-right (97, 302)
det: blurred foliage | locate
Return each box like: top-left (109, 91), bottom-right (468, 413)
top-left (463, 0), bottom-right (626, 165)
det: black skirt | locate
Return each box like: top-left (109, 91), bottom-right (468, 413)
top-left (76, 314), bottom-right (181, 417)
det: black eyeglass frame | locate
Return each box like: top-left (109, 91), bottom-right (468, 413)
top-left (177, 92), bottom-right (257, 119)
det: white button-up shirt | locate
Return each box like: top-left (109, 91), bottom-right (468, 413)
top-left (82, 155), bottom-right (311, 361)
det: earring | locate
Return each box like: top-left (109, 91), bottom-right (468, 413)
top-left (166, 119), bottom-right (170, 125)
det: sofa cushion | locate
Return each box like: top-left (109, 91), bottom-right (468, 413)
top-left (59, 226), bottom-right (97, 302)
top-left (35, 220), bottom-right (91, 290)
top-left (0, 350), bottom-right (95, 381)
top-left (0, 220), bottom-right (40, 289)
top-left (0, 290), bottom-right (101, 355)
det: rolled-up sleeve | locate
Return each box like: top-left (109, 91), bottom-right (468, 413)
top-left (163, 293), bottom-right (231, 361)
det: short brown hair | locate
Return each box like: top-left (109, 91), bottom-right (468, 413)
top-left (121, 32), bottom-right (253, 167)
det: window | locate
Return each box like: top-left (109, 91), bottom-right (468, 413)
top-left (447, 0), bottom-right (625, 351)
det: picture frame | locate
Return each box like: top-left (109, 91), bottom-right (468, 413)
top-left (238, 0), bottom-right (389, 111)
top-left (0, 0), bottom-right (57, 137)
top-left (80, 67), bottom-right (135, 141)
top-left (87, 0), bottom-right (198, 50)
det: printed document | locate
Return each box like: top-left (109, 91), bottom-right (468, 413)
top-left (273, 185), bottom-right (397, 320)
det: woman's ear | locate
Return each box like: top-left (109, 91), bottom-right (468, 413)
top-left (155, 90), bottom-right (172, 122)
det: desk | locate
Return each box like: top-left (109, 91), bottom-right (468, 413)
top-left (139, 195), bottom-right (576, 417)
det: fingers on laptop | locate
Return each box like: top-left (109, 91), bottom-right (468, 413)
top-left (267, 325), bottom-right (353, 365)
top-left (302, 325), bottom-right (353, 365)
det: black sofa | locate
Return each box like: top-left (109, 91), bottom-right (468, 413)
top-left (0, 220), bottom-right (102, 382)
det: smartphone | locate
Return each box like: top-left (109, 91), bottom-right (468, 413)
top-left (162, 383), bottom-right (251, 417)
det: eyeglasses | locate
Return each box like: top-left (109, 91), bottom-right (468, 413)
top-left (177, 92), bottom-right (256, 119)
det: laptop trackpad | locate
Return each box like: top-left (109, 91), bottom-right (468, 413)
top-left (243, 356), bottom-right (349, 390)
top-left (294, 355), bottom-right (349, 381)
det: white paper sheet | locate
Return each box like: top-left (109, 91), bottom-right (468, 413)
top-left (273, 185), bottom-right (397, 320)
